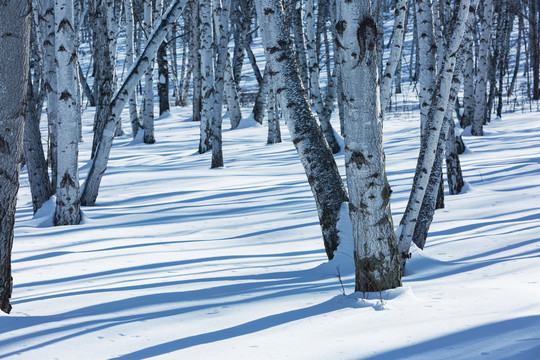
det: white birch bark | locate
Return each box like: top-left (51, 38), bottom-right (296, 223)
top-left (380, 0), bottom-right (408, 112)
top-left (266, 82), bottom-right (282, 144)
top-left (471, 0), bottom-right (494, 136)
top-left (0, 0), bottom-right (31, 314)
top-left (81, 0), bottom-right (189, 206)
top-left (38, 0), bottom-right (59, 191)
top-left (336, 0), bottom-right (402, 291)
top-left (198, 0), bottom-right (215, 154)
top-left (143, 0), bottom-right (156, 143)
top-left (398, 0), bottom-right (471, 264)
top-left (224, 51), bottom-right (242, 129)
top-left (54, 0), bottom-right (82, 226)
top-left (256, 0), bottom-right (348, 259)
top-left (461, 40), bottom-right (475, 127)
top-left (210, 0), bottom-right (231, 168)
top-left (124, 0), bottom-right (140, 137)
top-left (416, 0), bottom-right (438, 136)
top-left (304, 0), bottom-right (340, 154)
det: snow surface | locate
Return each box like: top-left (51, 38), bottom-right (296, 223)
top-left (3, 100), bottom-right (540, 359)
top-left (3, 13), bottom-right (540, 358)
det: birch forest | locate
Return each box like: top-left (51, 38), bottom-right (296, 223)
top-left (1, 0), bottom-right (540, 357)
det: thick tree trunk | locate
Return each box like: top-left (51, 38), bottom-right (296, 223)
top-left (81, 0), bottom-right (190, 206)
top-left (54, 0), bottom-right (82, 226)
top-left (256, 0), bottom-right (348, 259)
top-left (0, 0), bottom-right (31, 314)
top-left (336, 0), bottom-right (402, 292)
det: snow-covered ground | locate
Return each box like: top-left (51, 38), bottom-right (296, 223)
top-left (2, 94), bottom-right (540, 358)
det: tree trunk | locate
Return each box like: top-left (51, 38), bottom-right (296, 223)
top-left (54, 0), bottom-right (82, 226)
top-left (224, 51), bottom-right (243, 129)
top-left (157, 41), bottom-right (170, 115)
top-left (305, 0), bottom-right (340, 154)
top-left (253, 62), bottom-right (271, 124)
top-left (199, 0), bottom-right (215, 154)
top-left (267, 82), bottom-right (282, 144)
top-left (143, 0), bottom-right (156, 143)
top-left (256, 0), bottom-right (348, 259)
top-left (125, 0), bottom-right (141, 137)
top-left (38, 0), bottom-right (59, 192)
top-left (0, 0), bottom-right (31, 314)
top-left (91, 0), bottom-right (115, 158)
top-left (336, 0), bottom-right (402, 292)
top-left (191, 0), bottom-right (202, 122)
top-left (471, 0), bottom-right (494, 135)
top-left (24, 68), bottom-right (52, 214)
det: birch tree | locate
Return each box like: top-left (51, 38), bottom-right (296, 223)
top-left (124, 0), bottom-right (141, 137)
top-left (255, 0), bottom-right (348, 259)
top-left (336, 0), bottom-right (401, 291)
top-left (38, 0), bottom-right (59, 191)
top-left (143, 0), bottom-right (156, 143)
top-left (471, 0), bottom-right (494, 136)
top-left (0, 0), bottom-right (31, 314)
top-left (54, 0), bottom-right (82, 226)
top-left (304, 0), bottom-right (340, 154)
top-left (25, 17), bottom-right (53, 213)
top-left (198, 0), bottom-right (215, 154)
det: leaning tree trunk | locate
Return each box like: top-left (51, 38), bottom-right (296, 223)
top-left (0, 0), bottom-right (31, 314)
top-left (336, 0), bottom-right (402, 292)
top-left (256, 0), bottom-right (348, 259)
top-left (398, 0), bottom-right (471, 266)
top-left (54, 0), bottom-right (82, 226)
top-left (24, 63), bottom-right (52, 214)
top-left (81, 0), bottom-right (190, 206)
